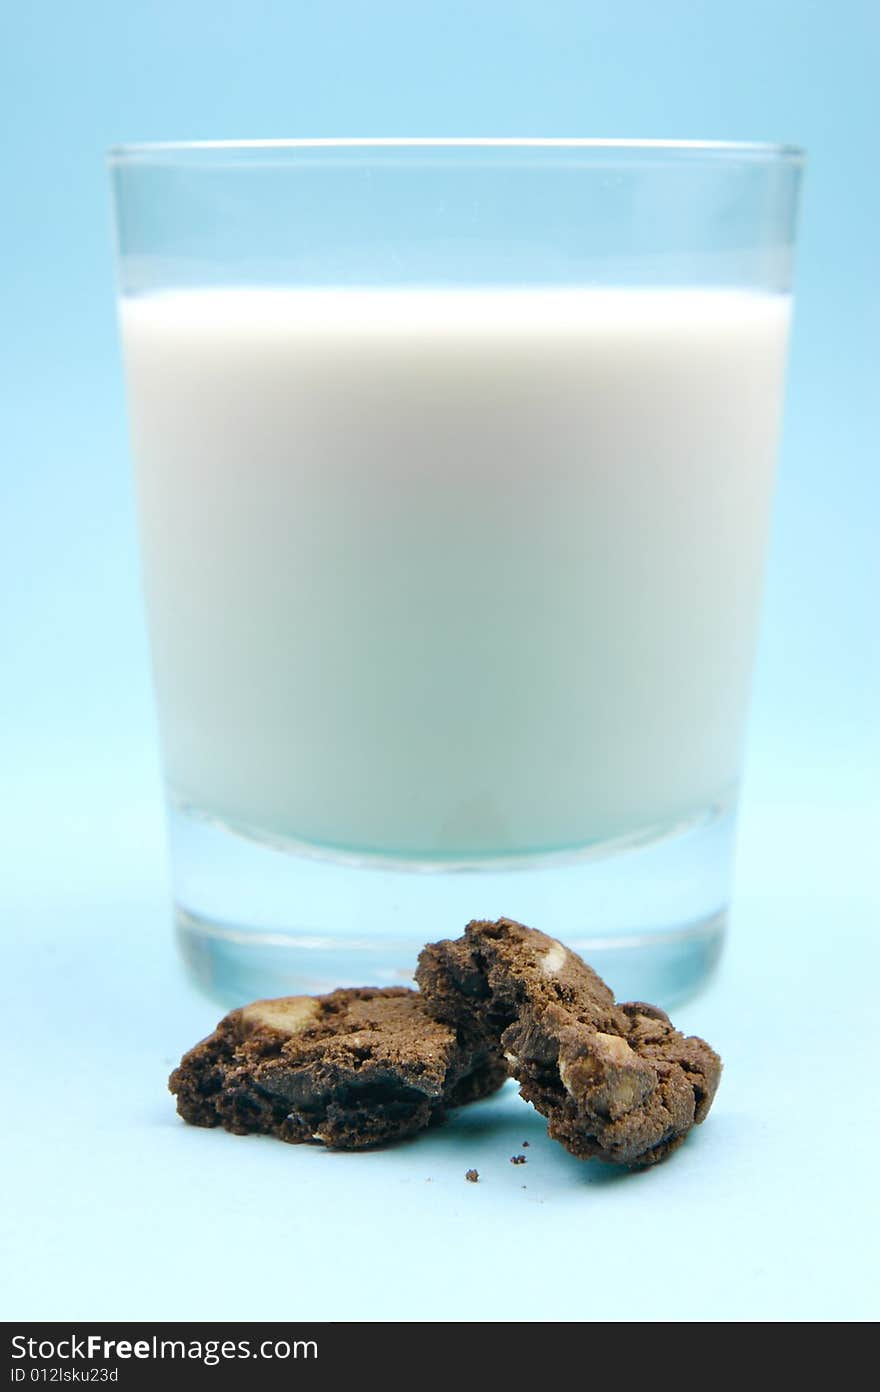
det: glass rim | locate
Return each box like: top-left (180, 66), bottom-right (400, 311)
top-left (108, 136), bottom-right (805, 165)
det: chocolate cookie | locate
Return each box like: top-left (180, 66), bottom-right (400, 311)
top-left (170, 987), bottom-right (506, 1150)
top-left (416, 918), bottom-right (721, 1167)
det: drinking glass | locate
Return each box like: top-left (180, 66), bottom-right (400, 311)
top-left (110, 139), bottom-right (803, 1005)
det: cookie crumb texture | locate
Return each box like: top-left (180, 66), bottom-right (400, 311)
top-left (465, 1169), bottom-right (479, 1183)
top-left (169, 987), bottom-right (505, 1150)
top-left (417, 918), bottom-right (721, 1167)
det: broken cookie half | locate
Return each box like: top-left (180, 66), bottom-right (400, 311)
top-left (416, 918), bottom-right (721, 1167)
top-left (169, 986), bottom-right (506, 1150)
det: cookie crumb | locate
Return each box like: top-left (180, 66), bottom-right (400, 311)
top-left (465, 1168), bottom-right (479, 1183)
top-left (511, 1154), bottom-right (527, 1165)
top-left (522, 1140), bottom-right (529, 1147)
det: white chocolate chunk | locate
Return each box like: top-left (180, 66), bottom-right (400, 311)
top-left (558, 1057), bottom-right (578, 1096)
top-left (559, 1035), bottom-right (638, 1092)
top-left (594, 1031), bottom-right (639, 1063)
top-left (240, 996), bottom-right (321, 1035)
top-left (539, 941), bottom-right (568, 976)
top-left (559, 1033), bottom-right (649, 1113)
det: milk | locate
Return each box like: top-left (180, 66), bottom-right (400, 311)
top-left (120, 288), bottom-right (790, 860)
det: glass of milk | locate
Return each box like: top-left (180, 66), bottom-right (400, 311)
top-left (110, 140), bottom-right (803, 1006)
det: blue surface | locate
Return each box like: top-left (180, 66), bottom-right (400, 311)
top-left (2, 805), bottom-right (877, 1322)
top-left (2, 1), bottom-right (878, 1321)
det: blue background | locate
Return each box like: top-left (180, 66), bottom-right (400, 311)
top-left (2, 1), bottom-right (877, 1322)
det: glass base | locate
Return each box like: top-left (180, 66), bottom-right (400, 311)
top-left (171, 801), bottom-right (732, 1009)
